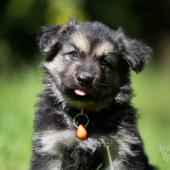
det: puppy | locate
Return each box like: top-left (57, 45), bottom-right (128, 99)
top-left (31, 19), bottom-right (155, 170)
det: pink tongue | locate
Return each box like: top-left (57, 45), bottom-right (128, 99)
top-left (74, 89), bottom-right (86, 96)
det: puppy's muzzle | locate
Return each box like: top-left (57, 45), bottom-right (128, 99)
top-left (76, 72), bottom-right (94, 86)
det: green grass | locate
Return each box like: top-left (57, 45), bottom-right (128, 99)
top-left (132, 67), bottom-right (170, 169)
top-left (0, 68), bottom-right (42, 170)
top-left (0, 66), bottom-right (170, 170)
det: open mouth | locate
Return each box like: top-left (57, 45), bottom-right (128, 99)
top-left (74, 89), bottom-right (87, 97)
top-left (63, 84), bottom-right (98, 101)
top-left (66, 88), bottom-right (93, 100)
top-left (73, 88), bottom-right (92, 100)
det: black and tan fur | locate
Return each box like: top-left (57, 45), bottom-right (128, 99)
top-left (31, 19), bottom-right (155, 170)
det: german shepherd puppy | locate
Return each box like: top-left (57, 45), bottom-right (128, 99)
top-left (31, 19), bottom-right (154, 170)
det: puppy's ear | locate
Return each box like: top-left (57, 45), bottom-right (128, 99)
top-left (114, 29), bottom-right (152, 73)
top-left (37, 25), bottom-right (66, 55)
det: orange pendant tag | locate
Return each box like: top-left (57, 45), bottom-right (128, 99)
top-left (76, 124), bottom-right (88, 140)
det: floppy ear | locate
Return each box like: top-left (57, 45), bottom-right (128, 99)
top-left (37, 25), bottom-right (66, 55)
top-left (37, 18), bottom-right (78, 56)
top-left (114, 29), bottom-right (152, 73)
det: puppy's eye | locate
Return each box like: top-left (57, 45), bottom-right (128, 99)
top-left (100, 58), bottom-right (110, 67)
top-left (68, 51), bottom-right (79, 59)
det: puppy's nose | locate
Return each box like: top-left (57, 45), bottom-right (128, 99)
top-left (76, 72), bottom-right (94, 85)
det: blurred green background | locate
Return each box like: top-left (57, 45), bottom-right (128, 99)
top-left (0, 0), bottom-right (170, 169)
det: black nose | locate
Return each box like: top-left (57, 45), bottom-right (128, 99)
top-left (76, 72), bottom-right (94, 85)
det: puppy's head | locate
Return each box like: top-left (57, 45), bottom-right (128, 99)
top-left (38, 19), bottom-right (152, 111)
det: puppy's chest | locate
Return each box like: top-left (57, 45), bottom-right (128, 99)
top-left (35, 128), bottom-right (119, 159)
top-left (35, 111), bottom-right (119, 156)
top-left (52, 109), bottom-right (118, 144)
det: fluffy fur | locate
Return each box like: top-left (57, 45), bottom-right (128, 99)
top-left (31, 19), bottom-right (155, 170)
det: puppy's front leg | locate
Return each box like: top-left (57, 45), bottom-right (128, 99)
top-left (31, 153), bottom-right (63, 170)
top-left (104, 129), bottom-right (153, 170)
top-left (31, 129), bottom-right (76, 170)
